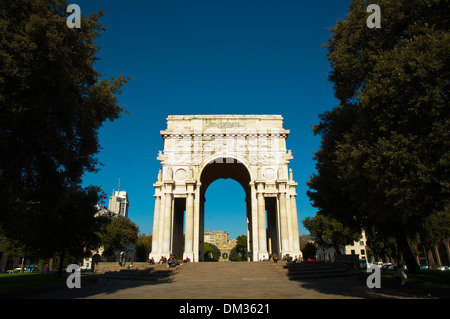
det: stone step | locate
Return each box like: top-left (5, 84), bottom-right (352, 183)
top-left (94, 262), bottom-right (179, 282)
top-left (93, 261), bottom-right (362, 283)
top-left (95, 262), bottom-right (164, 274)
top-left (271, 262), bottom-right (362, 280)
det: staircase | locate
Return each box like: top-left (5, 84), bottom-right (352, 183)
top-left (172, 261), bottom-right (286, 283)
top-left (272, 261), bottom-right (362, 281)
top-left (93, 261), bottom-right (362, 283)
top-left (95, 262), bottom-right (178, 282)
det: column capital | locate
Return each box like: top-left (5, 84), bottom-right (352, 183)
top-left (163, 183), bottom-right (174, 194)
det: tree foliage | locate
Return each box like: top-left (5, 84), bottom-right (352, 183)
top-left (303, 215), bottom-right (361, 255)
top-left (0, 0), bottom-right (129, 270)
top-left (229, 235), bottom-right (248, 261)
top-left (307, 0), bottom-right (449, 272)
top-left (301, 242), bottom-right (317, 261)
top-left (204, 243), bottom-right (220, 261)
top-left (134, 233), bottom-right (152, 262)
top-left (101, 217), bottom-right (139, 256)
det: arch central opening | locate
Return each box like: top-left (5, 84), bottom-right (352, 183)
top-left (199, 158), bottom-right (252, 261)
top-left (203, 179), bottom-right (247, 261)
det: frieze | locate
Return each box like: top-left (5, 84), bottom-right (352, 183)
top-left (205, 122), bottom-right (243, 129)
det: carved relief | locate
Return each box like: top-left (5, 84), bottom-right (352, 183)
top-left (263, 168), bottom-right (276, 180)
top-left (175, 168), bottom-right (187, 181)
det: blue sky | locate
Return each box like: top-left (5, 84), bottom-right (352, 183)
top-left (78, 0), bottom-right (352, 239)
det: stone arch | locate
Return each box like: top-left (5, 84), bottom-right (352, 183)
top-left (149, 115), bottom-right (302, 262)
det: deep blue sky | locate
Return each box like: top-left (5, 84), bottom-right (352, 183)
top-left (78, 0), bottom-right (352, 239)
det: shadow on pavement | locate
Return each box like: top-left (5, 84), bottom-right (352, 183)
top-left (288, 269), bottom-right (449, 299)
top-left (16, 266), bottom-right (180, 299)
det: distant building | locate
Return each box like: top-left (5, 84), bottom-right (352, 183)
top-left (94, 204), bottom-right (117, 218)
top-left (204, 230), bottom-right (238, 261)
top-left (204, 230), bottom-right (230, 246)
top-left (315, 231), bottom-right (369, 262)
top-left (108, 190), bottom-right (129, 217)
top-left (82, 191), bottom-right (134, 270)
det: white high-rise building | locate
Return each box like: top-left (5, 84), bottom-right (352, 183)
top-left (108, 190), bottom-right (129, 218)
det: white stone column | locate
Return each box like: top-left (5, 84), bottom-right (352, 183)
top-left (290, 193), bottom-right (301, 254)
top-left (150, 195), bottom-right (161, 254)
top-left (193, 182), bottom-right (201, 262)
top-left (279, 189), bottom-right (290, 254)
top-left (250, 182), bottom-right (259, 261)
top-left (183, 189), bottom-right (195, 260)
top-left (156, 193), bottom-right (166, 255)
top-left (246, 197), bottom-right (251, 261)
top-left (256, 183), bottom-right (268, 260)
top-left (161, 184), bottom-right (173, 256)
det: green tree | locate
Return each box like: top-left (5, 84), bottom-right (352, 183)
top-left (229, 235), bottom-right (248, 261)
top-left (419, 210), bottom-right (450, 269)
top-left (308, 0), bottom-right (449, 273)
top-left (101, 217), bottom-right (139, 256)
top-left (364, 227), bottom-right (398, 263)
top-left (0, 0), bottom-right (128, 271)
top-left (301, 242), bottom-right (317, 261)
top-left (134, 233), bottom-right (152, 262)
top-left (303, 215), bottom-right (360, 255)
top-left (101, 216), bottom-right (139, 255)
top-left (204, 243), bottom-right (220, 261)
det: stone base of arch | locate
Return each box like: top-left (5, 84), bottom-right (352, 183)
top-left (149, 115), bottom-right (302, 262)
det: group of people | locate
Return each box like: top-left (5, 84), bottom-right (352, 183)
top-left (267, 253), bottom-right (304, 263)
top-left (282, 254), bottom-right (303, 263)
top-left (167, 255), bottom-right (179, 268)
top-left (148, 255), bottom-right (191, 267)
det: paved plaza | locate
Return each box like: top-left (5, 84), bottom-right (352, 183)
top-left (25, 262), bottom-right (448, 299)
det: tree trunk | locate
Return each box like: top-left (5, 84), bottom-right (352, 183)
top-left (426, 248), bottom-right (437, 269)
top-left (57, 250), bottom-right (65, 276)
top-left (395, 232), bottom-right (420, 273)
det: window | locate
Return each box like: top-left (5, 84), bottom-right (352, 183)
top-left (351, 250), bottom-right (355, 255)
top-left (361, 249), bottom-right (365, 256)
top-left (360, 241), bottom-right (365, 246)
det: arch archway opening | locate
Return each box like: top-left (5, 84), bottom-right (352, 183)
top-left (203, 178), bottom-right (247, 261)
top-left (196, 158), bottom-right (280, 261)
top-left (198, 157), bottom-right (253, 261)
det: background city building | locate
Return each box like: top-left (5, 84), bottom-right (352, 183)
top-left (81, 190), bottom-right (134, 270)
top-left (316, 231), bottom-right (368, 262)
top-left (204, 230), bottom-right (237, 261)
top-left (108, 190), bottom-right (129, 218)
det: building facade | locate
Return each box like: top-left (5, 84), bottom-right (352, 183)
top-left (316, 231), bottom-right (368, 262)
top-left (108, 190), bottom-right (129, 218)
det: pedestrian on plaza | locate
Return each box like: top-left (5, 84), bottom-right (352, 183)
top-left (41, 263), bottom-right (50, 275)
top-left (393, 265), bottom-right (408, 288)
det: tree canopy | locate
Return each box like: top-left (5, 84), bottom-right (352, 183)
top-left (229, 235), bottom-right (248, 261)
top-left (0, 0), bottom-right (128, 268)
top-left (303, 215), bottom-right (361, 255)
top-left (100, 217), bottom-right (139, 256)
top-left (307, 0), bottom-right (449, 272)
top-left (204, 243), bottom-right (221, 261)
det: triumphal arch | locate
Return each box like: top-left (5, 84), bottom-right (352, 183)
top-left (149, 115), bottom-right (302, 262)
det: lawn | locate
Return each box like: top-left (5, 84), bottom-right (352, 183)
top-left (0, 272), bottom-right (66, 294)
top-left (382, 270), bottom-right (450, 288)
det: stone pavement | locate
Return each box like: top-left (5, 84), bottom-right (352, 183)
top-left (25, 262), bottom-right (448, 299)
